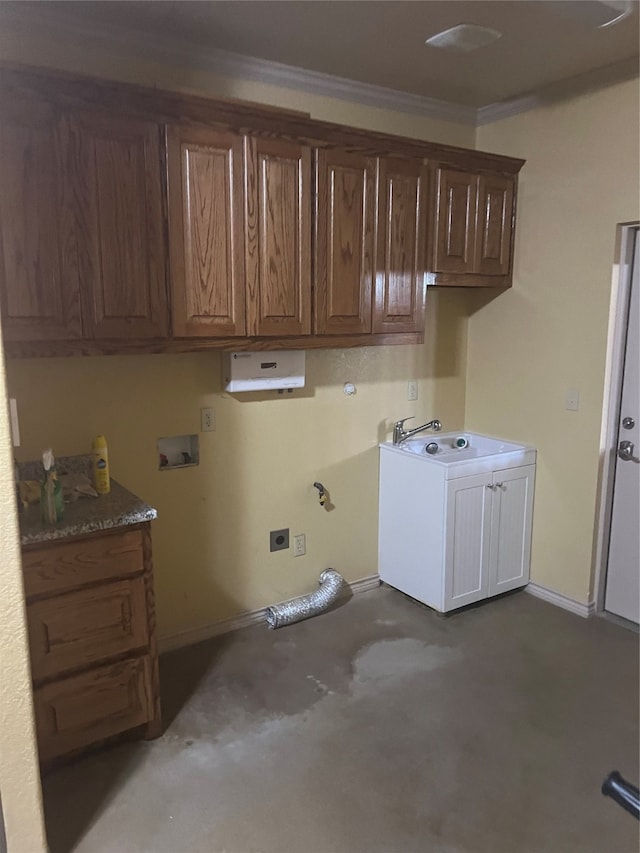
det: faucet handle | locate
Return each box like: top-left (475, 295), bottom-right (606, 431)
top-left (394, 417), bottom-right (414, 428)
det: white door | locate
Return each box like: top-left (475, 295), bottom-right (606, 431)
top-left (605, 230), bottom-right (640, 624)
top-left (444, 473), bottom-right (492, 610)
top-left (489, 465), bottom-right (535, 596)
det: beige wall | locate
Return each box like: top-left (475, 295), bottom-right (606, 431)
top-left (0, 20), bottom-right (472, 642)
top-left (8, 293), bottom-right (468, 641)
top-left (0, 333), bottom-right (47, 852)
top-left (467, 78), bottom-right (640, 603)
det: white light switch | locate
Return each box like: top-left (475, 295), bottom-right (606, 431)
top-left (407, 380), bottom-right (418, 402)
top-left (565, 389), bottom-right (580, 411)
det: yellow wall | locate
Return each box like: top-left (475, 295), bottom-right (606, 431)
top-left (467, 78), bottom-right (640, 603)
top-left (1, 18), bottom-right (472, 642)
top-left (0, 333), bottom-right (47, 852)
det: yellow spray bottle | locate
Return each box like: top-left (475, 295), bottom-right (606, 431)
top-left (92, 435), bottom-right (110, 495)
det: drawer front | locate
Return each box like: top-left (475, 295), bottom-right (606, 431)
top-left (28, 576), bottom-right (148, 682)
top-left (34, 656), bottom-right (152, 762)
top-left (22, 529), bottom-right (144, 599)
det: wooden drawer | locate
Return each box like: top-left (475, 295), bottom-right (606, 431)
top-left (22, 529), bottom-right (144, 600)
top-left (28, 576), bottom-right (148, 682)
top-left (34, 656), bottom-right (153, 762)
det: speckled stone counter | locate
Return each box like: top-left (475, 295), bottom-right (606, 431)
top-left (18, 455), bottom-right (157, 547)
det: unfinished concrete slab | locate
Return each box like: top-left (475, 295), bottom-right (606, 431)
top-left (42, 587), bottom-right (639, 853)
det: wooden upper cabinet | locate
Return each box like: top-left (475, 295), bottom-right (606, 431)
top-left (474, 174), bottom-right (515, 276)
top-left (433, 166), bottom-right (516, 283)
top-left (73, 112), bottom-right (168, 339)
top-left (374, 158), bottom-right (428, 334)
top-left (166, 125), bottom-right (245, 337)
top-left (244, 136), bottom-right (311, 337)
top-left (0, 92), bottom-right (81, 341)
top-left (433, 168), bottom-right (478, 275)
top-left (314, 149), bottom-right (377, 335)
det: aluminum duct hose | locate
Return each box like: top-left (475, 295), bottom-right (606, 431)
top-left (265, 569), bottom-right (345, 629)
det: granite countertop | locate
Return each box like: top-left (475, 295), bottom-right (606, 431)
top-left (18, 455), bottom-right (157, 547)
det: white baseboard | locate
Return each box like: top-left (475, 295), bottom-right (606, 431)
top-left (526, 582), bottom-right (595, 619)
top-left (158, 574), bottom-right (381, 653)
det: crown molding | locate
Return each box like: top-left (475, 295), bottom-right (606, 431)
top-left (478, 56), bottom-right (640, 125)
top-left (0, 5), bottom-right (477, 126)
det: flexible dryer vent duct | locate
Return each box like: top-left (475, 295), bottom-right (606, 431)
top-left (265, 569), bottom-right (345, 629)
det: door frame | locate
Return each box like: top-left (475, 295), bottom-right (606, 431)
top-left (592, 221), bottom-right (639, 614)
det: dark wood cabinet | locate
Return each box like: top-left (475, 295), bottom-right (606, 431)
top-left (374, 158), bottom-right (428, 334)
top-left (314, 149), bottom-right (377, 335)
top-left (74, 112), bottom-right (168, 339)
top-left (245, 136), bottom-right (311, 337)
top-left (474, 174), bottom-right (515, 276)
top-left (0, 91), bottom-right (81, 341)
top-left (0, 66), bottom-right (524, 355)
top-left (432, 166), bottom-right (516, 286)
top-left (166, 125), bottom-right (246, 337)
top-left (23, 524), bottom-right (161, 764)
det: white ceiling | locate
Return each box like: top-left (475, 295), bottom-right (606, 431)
top-left (2, 1), bottom-right (639, 121)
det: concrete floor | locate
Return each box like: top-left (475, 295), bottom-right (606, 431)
top-left (43, 587), bottom-right (639, 853)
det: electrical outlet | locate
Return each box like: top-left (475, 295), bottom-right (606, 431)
top-left (407, 380), bottom-right (418, 402)
top-left (565, 390), bottom-right (580, 411)
top-left (270, 528), bottom-right (289, 552)
top-left (200, 407), bottom-right (215, 431)
top-left (293, 533), bottom-right (306, 557)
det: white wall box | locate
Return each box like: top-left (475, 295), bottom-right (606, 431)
top-left (222, 351), bottom-right (305, 392)
top-left (378, 437), bottom-right (536, 613)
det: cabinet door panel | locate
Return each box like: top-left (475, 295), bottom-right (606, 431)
top-left (75, 113), bottom-right (168, 339)
top-left (374, 159), bottom-right (428, 333)
top-left (167, 126), bottom-right (245, 337)
top-left (433, 168), bottom-right (477, 274)
top-left (33, 656), bottom-right (152, 761)
top-left (315, 149), bottom-right (376, 334)
top-left (0, 94), bottom-right (81, 341)
top-left (28, 576), bottom-right (148, 682)
top-left (444, 473), bottom-right (492, 610)
top-left (475, 175), bottom-right (515, 276)
top-left (245, 137), bottom-right (311, 336)
top-left (489, 465), bottom-right (535, 595)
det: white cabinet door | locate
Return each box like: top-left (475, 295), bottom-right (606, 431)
top-left (444, 473), bottom-right (493, 610)
top-left (489, 465), bottom-right (535, 595)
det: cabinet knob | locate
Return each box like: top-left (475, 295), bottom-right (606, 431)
top-left (495, 482), bottom-right (504, 489)
top-left (486, 483), bottom-right (495, 490)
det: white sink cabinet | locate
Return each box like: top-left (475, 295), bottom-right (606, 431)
top-left (378, 434), bottom-right (536, 613)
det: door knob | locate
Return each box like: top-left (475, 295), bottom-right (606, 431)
top-left (618, 440), bottom-right (640, 462)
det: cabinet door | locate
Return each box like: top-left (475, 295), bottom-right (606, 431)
top-left (488, 464), bottom-right (535, 596)
top-left (444, 472), bottom-right (492, 611)
top-left (33, 656), bottom-right (152, 762)
top-left (167, 126), bottom-right (245, 337)
top-left (474, 174), bottom-right (515, 276)
top-left (433, 168), bottom-right (477, 274)
top-left (0, 93), bottom-right (81, 341)
top-left (314, 149), bottom-right (377, 335)
top-left (245, 137), bottom-right (311, 336)
top-left (374, 158), bottom-right (428, 334)
top-left (74, 112), bottom-right (168, 339)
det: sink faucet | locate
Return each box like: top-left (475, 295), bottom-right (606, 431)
top-left (392, 417), bottom-right (442, 445)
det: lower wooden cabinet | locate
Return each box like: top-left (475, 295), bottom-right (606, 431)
top-left (22, 524), bottom-right (161, 765)
top-left (33, 656), bottom-right (154, 763)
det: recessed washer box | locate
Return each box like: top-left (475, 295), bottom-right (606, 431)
top-left (223, 351), bottom-right (305, 392)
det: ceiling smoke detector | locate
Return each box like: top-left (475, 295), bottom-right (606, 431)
top-left (424, 23), bottom-right (502, 53)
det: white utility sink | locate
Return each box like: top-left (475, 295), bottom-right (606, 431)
top-left (400, 431), bottom-right (524, 460)
top-left (382, 431), bottom-right (536, 478)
